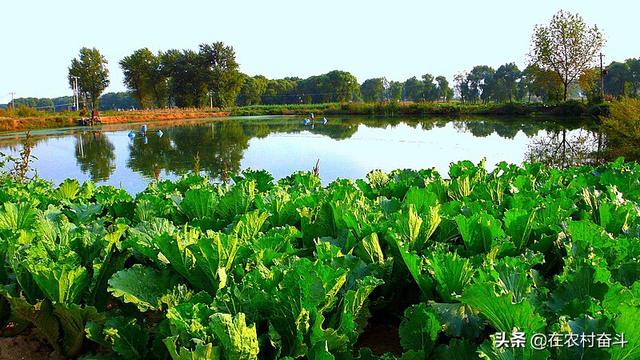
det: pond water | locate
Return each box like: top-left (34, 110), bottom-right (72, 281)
top-left (0, 115), bottom-right (605, 193)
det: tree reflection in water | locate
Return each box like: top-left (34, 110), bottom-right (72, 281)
top-left (525, 129), bottom-right (607, 168)
top-left (127, 121), bottom-right (249, 180)
top-left (75, 131), bottom-right (116, 181)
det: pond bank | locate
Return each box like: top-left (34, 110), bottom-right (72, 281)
top-left (0, 109), bottom-right (229, 132)
top-left (229, 101), bottom-right (609, 118)
top-left (0, 101), bottom-right (607, 133)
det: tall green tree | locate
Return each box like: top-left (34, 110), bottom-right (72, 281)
top-left (494, 63), bottom-right (521, 102)
top-left (528, 65), bottom-right (564, 102)
top-left (421, 74), bottom-right (439, 101)
top-left (578, 67), bottom-right (601, 103)
top-left (237, 75), bottom-right (268, 106)
top-left (517, 66), bottom-right (536, 101)
top-left (361, 78), bottom-right (386, 102)
top-left (262, 78), bottom-right (298, 104)
top-left (199, 42), bottom-right (243, 107)
top-left (166, 49), bottom-right (208, 107)
top-left (529, 10), bottom-right (605, 101)
top-left (297, 70), bottom-right (360, 103)
top-left (147, 51), bottom-right (169, 108)
top-left (435, 76), bottom-right (452, 102)
top-left (323, 70), bottom-right (361, 102)
top-left (467, 66), bottom-right (495, 103)
top-left (403, 76), bottom-right (423, 101)
top-left (120, 48), bottom-right (155, 108)
top-left (625, 58), bottom-right (640, 97)
top-left (454, 72), bottom-right (470, 103)
top-left (68, 47), bottom-right (110, 114)
top-left (387, 81), bottom-right (404, 101)
top-left (159, 49), bottom-right (184, 106)
top-left (604, 62), bottom-right (630, 98)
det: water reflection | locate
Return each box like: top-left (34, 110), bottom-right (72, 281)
top-left (526, 129), bottom-right (607, 169)
top-left (0, 116), bottom-right (635, 192)
top-left (75, 132), bottom-right (115, 181)
top-left (127, 122), bottom-right (249, 179)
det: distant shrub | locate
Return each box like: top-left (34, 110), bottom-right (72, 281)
top-left (588, 103), bottom-right (610, 117)
top-left (602, 98), bottom-right (640, 139)
top-left (229, 101), bottom-right (596, 118)
top-left (551, 100), bottom-right (588, 116)
top-left (15, 105), bottom-right (43, 117)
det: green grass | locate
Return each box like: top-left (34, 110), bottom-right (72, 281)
top-left (230, 100), bottom-right (608, 118)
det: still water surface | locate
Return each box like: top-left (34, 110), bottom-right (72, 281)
top-left (0, 116), bottom-right (603, 193)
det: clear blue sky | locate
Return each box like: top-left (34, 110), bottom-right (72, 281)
top-left (1, 0), bottom-right (638, 102)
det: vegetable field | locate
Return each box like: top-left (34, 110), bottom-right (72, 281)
top-left (0, 159), bottom-right (639, 359)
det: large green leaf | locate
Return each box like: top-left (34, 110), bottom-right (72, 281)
top-left (548, 264), bottom-right (609, 317)
top-left (156, 229), bottom-right (210, 292)
top-left (338, 276), bottom-right (384, 344)
top-left (125, 217), bottom-right (176, 259)
top-left (216, 181), bottom-right (256, 221)
top-left (166, 301), bottom-right (216, 345)
top-left (354, 232), bottom-right (385, 264)
top-left (232, 210), bottom-right (269, 242)
top-left (164, 336), bottom-right (220, 360)
top-left (609, 305), bottom-right (640, 360)
top-left (210, 313), bottom-right (259, 360)
top-left (56, 179), bottom-right (80, 201)
top-left (192, 232), bottom-right (239, 292)
top-left (28, 262), bottom-right (89, 304)
top-left (108, 265), bottom-right (179, 311)
top-left (430, 302), bottom-right (484, 339)
top-left (426, 251), bottom-right (475, 302)
top-left (0, 202), bottom-right (37, 231)
top-left (180, 188), bottom-right (218, 220)
top-left (88, 225), bottom-right (129, 310)
top-left (461, 283), bottom-right (546, 333)
top-left (67, 203), bottom-right (103, 224)
top-left (395, 242), bottom-right (433, 297)
top-left (399, 303), bottom-right (441, 352)
top-left (7, 295), bottom-right (103, 358)
top-left (503, 208), bottom-right (535, 250)
top-left (87, 316), bottom-right (149, 359)
top-left (456, 212), bottom-right (505, 254)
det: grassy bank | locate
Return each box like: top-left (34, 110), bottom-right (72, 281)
top-left (0, 101), bottom-right (611, 133)
top-left (230, 100), bottom-right (609, 117)
top-left (0, 108), bottom-right (228, 132)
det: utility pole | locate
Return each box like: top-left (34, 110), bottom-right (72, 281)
top-left (70, 76), bottom-right (80, 111)
top-left (599, 53), bottom-right (605, 99)
top-left (8, 92), bottom-right (15, 110)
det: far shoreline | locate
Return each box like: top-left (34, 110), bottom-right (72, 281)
top-left (0, 101), bottom-right (605, 133)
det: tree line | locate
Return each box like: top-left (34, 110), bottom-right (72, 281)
top-left (4, 93), bottom-right (139, 112)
